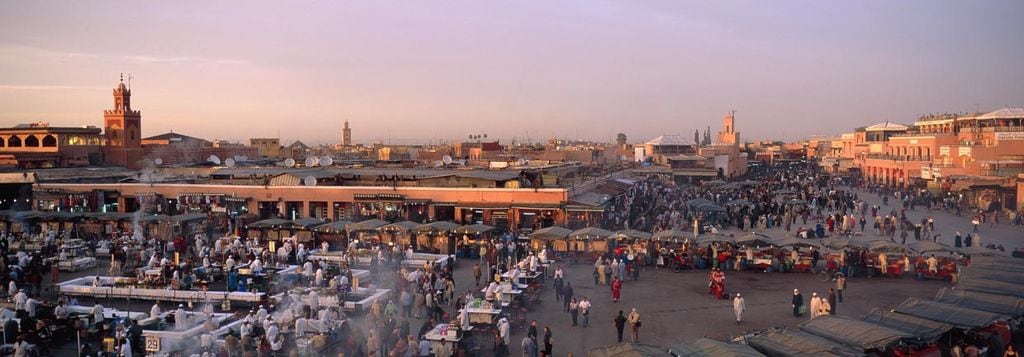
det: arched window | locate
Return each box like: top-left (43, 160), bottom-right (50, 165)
top-left (42, 135), bottom-right (57, 147)
top-left (8, 136), bottom-right (22, 147)
top-left (0, 137), bottom-right (5, 147)
top-left (24, 135), bottom-right (39, 147)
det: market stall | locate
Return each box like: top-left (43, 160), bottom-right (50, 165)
top-left (798, 315), bottom-right (911, 353)
top-left (568, 226), bottom-right (613, 254)
top-left (528, 226), bottom-right (571, 252)
top-left (414, 221), bottom-right (460, 254)
top-left (668, 338), bottom-right (765, 357)
top-left (746, 328), bottom-right (863, 357)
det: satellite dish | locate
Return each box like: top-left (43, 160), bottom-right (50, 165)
top-left (305, 156), bottom-right (319, 167)
top-left (304, 175), bottom-right (318, 186)
top-left (284, 158), bottom-right (296, 167)
top-left (154, 158), bottom-right (163, 166)
top-left (224, 158), bottom-right (235, 167)
top-left (433, 160), bottom-right (444, 168)
top-left (320, 156), bottom-right (333, 166)
top-left (239, 155), bottom-right (248, 162)
top-left (442, 155), bottom-right (453, 165)
top-left (517, 158), bottom-right (526, 166)
top-left (208, 155), bottom-right (221, 165)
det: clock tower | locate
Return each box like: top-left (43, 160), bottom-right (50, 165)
top-left (104, 75), bottom-right (142, 148)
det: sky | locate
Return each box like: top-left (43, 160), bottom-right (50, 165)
top-left (1, 1), bottom-right (1022, 146)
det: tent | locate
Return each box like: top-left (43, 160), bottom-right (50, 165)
top-left (861, 308), bottom-right (952, 343)
top-left (614, 229), bottom-right (652, 241)
top-left (798, 315), bottom-right (911, 351)
top-left (588, 342), bottom-right (670, 357)
top-left (772, 237), bottom-right (821, 249)
top-left (380, 220), bottom-right (421, 233)
top-left (747, 328), bottom-right (863, 357)
top-left (934, 288), bottom-right (1024, 317)
top-left (164, 213), bottom-right (208, 224)
top-left (668, 338), bottom-right (765, 357)
top-left (893, 298), bottom-right (1005, 329)
top-left (379, 221), bottom-right (421, 245)
top-left (956, 279), bottom-right (1024, 298)
top-left (529, 226), bottom-right (573, 251)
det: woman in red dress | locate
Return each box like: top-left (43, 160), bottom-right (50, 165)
top-left (611, 277), bottom-right (622, 302)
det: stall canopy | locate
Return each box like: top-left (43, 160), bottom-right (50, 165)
top-left (865, 240), bottom-right (910, 254)
top-left (587, 342), bottom-right (671, 357)
top-left (772, 237), bottom-right (821, 249)
top-left (165, 212), bottom-right (208, 224)
top-left (959, 267), bottom-right (1024, 286)
top-left (893, 298), bottom-right (1005, 329)
top-left (957, 246), bottom-right (1003, 257)
top-left (819, 238), bottom-right (849, 250)
top-left (454, 223), bottom-right (495, 235)
top-left (934, 288), bottom-right (1024, 317)
top-left (247, 218), bottom-right (294, 229)
top-left (379, 220), bottom-right (421, 233)
top-left (668, 338), bottom-right (765, 357)
top-left (733, 232), bottom-right (775, 247)
top-left (614, 229), bottom-right (652, 241)
top-left (569, 227), bottom-right (615, 240)
top-left (313, 221), bottom-right (350, 234)
top-left (967, 256), bottom-right (1024, 273)
top-left (695, 203), bottom-right (726, 212)
top-left (906, 241), bottom-right (957, 255)
top-left (956, 279), bottom-right (1024, 298)
top-left (652, 229), bottom-right (690, 242)
top-left (415, 221), bottom-right (461, 234)
top-left (686, 198), bottom-right (715, 208)
top-left (137, 214), bottom-right (170, 223)
top-left (529, 226), bottom-right (573, 241)
top-left (798, 315), bottom-right (911, 351)
top-left (861, 308), bottom-right (952, 343)
top-left (747, 328), bottom-right (864, 357)
top-left (696, 234), bottom-right (735, 245)
top-left (84, 212), bottom-right (134, 221)
top-left (724, 199), bottom-right (755, 207)
top-left (291, 217), bottom-right (326, 229)
top-left (348, 219), bottom-right (389, 232)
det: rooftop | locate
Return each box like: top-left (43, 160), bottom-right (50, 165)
top-left (645, 134), bottom-right (696, 146)
top-left (864, 123), bottom-right (909, 132)
top-left (975, 107), bottom-right (1024, 120)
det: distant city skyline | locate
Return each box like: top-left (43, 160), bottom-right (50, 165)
top-left (1, 1), bottom-right (1022, 145)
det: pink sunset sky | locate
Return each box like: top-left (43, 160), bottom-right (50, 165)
top-left (1, 1), bottom-right (1022, 145)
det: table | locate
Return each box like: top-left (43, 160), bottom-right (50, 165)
top-left (501, 271), bottom-right (541, 285)
top-left (422, 324), bottom-right (469, 355)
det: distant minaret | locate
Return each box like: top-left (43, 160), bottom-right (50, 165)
top-left (342, 120), bottom-right (352, 146)
top-left (717, 110), bottom-right (739, 146)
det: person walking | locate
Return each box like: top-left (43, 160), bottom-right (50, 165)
top-left (611, 277), bottom-right (623, 302)
top-left (562, 282), bottom-right (574, 311)
top-left (473, 263), bottom-right (482, 286)
top-left (542, 326), bottom-right (552, 357)
top-left (627, 308), bottom-right (641, 342)
top-left (733, 293), bottom-right (746, 325)
top-left (827, 289), bottom-right (837, 315)
top-left (792, 289), bottom-right (804, 317)
top-left (810, 292), bottom-right (822, 318)
top-left (521, 335), bottom-right (537, 357)
top-left (835, 274), bottom-right (846, 303)
top-left (579, 298), bottom-right (591, 327)
top-left (568, 298), bottom-right (579, 326)
top-left (553, 275), bottom-right (563, 302)
top-left (613, 310), bottom-right (627, 342)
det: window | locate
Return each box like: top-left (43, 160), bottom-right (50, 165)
top-left (8, 136), bottom-right (22, 147)
top-left (24, 135), bottom-right (39, 147)
top-left (42, 135), bottom-right (57, 147)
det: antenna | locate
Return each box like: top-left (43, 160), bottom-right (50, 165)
top-left (128, 73), bottom-right (133, 90)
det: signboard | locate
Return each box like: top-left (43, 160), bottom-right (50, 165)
top-left (939, 147), bottom-right (950, 157)
top-left (910, 139), bottom-right (919, 144)
top-left (995, 132), bottom-right (1024, 141)
top-left (145, 336), bottom-right (161, 352)
top-left (958, 147), bottom-right (971, 157)
top-left (920, 167), bottom-right (932, 180)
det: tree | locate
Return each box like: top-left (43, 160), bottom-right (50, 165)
top-left (694, 130), bottom-right (700, 145)
top-left (616, 133), bottom-right (627, 146)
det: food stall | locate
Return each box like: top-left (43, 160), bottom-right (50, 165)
top-left (414, 221), bottom-right (461, 254)
top-left (798, 315), bottom-right (911, 354)
top-left (528, 226), bottom-right (572, 252)
top-left (668, 338), bottom-right (765, 357)
top-left (459, 299), bottom-right (502, 324)
top-left (746, 328), bottom-right (864, 357)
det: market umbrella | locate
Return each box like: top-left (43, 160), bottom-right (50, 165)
top-left (652, 229), bottom-right (690, 241)
top-left (415, 221), bottom-right (462, 234)
top-left (614, 229), bottom-right (652, 241)
top-left (292, 217), bottom-right (326, 229)
top-left (529, 226), bottom-right (572, 241)
top-left (569, 227), bottom-right (615, 240)
top-left (685, 198), bottom-right (715, 208)
top-left (454, 223), bottom-right (495, 235)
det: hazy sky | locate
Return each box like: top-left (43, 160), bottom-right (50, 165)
top-left (1, 1), bottom-right (1022, 145)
